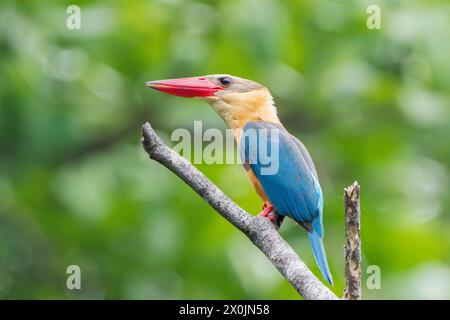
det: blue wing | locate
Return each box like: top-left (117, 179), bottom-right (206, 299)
top-left (240, 121), bottom-right (333, 285)
top-left (240, 121), bottom-right (322, 228)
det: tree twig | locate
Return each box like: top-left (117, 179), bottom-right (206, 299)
top-left (343, 181), bottom-right (362, 300)
top-left (141, 122), bottom-right (338, 300)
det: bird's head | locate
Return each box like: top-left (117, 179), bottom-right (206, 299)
top-left (146, 74), bottom-right (278, 129)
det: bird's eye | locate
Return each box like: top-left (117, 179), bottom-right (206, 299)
top-left (218, 77), bottom-right (232, 87)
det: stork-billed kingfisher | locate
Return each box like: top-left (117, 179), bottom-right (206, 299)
top-left (146, 75), bottom-right (333, 285)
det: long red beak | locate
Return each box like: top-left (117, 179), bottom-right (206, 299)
top-left (146, 76), bottom-right (223, 98)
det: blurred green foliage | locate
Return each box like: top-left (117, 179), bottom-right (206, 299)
top-left (0, 0), bottom-right (449, 299)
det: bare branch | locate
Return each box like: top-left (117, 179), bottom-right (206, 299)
top-left (141, 122), bottom-right (338, 300)
top-left (343, 181), bottom-right (362, 300)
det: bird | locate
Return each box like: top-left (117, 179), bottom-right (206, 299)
top-left (146, 74), bottom-right (334, 285)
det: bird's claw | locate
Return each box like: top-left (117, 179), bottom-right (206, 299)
top-left (258, 203), bottom-right (276, 222)
top-left (258, 203), bottom-right (274, 217)
top-left (258, 202), bottom-right (284, 229)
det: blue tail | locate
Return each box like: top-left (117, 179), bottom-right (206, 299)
top-left (308, 230), bottom-right (334, 286)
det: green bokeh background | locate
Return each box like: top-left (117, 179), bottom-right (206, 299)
top-left (1, 0), bottom-right (449, 299)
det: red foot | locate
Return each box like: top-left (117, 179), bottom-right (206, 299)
top-left (258, 202), bottom-right (275, 222)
